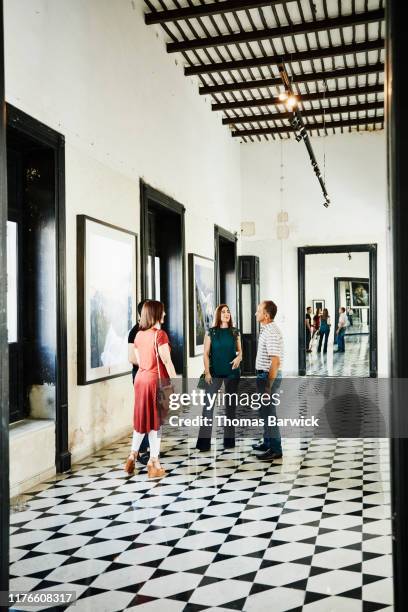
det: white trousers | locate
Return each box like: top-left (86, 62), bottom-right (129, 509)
top-left (131, 429), bottom-right (161, 458)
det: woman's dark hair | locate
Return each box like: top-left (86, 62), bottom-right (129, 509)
top-left (321, 308), bottom-right (329, 320)
top-left (139, 300), bottom-right (164, 330)
top-left (212, 304), bottom-right (233, 328)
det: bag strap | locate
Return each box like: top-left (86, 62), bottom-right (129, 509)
top-left (154, 330), bottom-right (162, 383)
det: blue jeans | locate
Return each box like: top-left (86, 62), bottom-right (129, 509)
top-left (256, 370), bottom-right (282, 454)
top-left (337, 328), bottom-right (346, 352)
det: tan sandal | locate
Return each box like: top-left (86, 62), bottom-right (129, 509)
top-left (147, 459), bottom-right (166, 479)
top-left (124, 452), bottom-right (136, 474)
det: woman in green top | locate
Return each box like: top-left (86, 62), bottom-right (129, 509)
top-left (196, 304), bottom-right (242, 451)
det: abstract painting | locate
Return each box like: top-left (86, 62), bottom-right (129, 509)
top-left (77, 215), bottom-right (137, 384)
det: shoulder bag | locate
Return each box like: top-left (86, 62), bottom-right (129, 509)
top-left (154, 331), bottom-right (173, 422)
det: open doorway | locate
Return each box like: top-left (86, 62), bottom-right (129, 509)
top-left (298, 244), bottom-right (377, 377)
top-left (140, 182), bottom-right (186, 377)
top-left (214, 225), bottom-right (238, 325)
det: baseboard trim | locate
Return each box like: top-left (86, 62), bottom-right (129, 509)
top-left (10, 466), bottom-right (56, 499)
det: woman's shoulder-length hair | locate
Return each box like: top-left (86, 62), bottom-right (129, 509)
top-left (139, 300), bottom-right (164, 330)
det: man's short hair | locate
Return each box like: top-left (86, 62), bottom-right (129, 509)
top-left (263, 300), bottom-right (277, 321)
top-left (340, 306), bottom-right (346, 312)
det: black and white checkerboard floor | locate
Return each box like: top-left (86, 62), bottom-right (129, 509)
top-left (9, 437), bottom-right (393, 611)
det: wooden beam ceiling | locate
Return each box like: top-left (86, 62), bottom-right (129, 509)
top-left (167, 9), bottom-right (384, 54)
top-left (144, 0), bottom-right (385, 140)
top-left (184, 40), bottom-right (384, 76)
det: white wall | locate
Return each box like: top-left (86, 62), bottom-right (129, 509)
top-left (4, 0), bottom-right (242, 464)
top-left (240, 131), bottom-right (388, 376)
top-left (306, 252), bottom-right (370, 322)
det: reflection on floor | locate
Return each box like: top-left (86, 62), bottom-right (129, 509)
top-left (307, 332), bottom-right (370, 377)
top-left (9, 436), bottom-right (392, 611)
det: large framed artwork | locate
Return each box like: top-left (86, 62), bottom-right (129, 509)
top-left (351, 279), bottom-right (369, 307)
top-left (77, 215), bottom-right (137, 384)
top-left (188, 254), bottom-right (215, 356)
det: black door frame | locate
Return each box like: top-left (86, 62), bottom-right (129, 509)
top-left (0, 0), bottom-right (9, 595)
top-left (387, 2), bottom-right (408, 610)
top-left (140, 180), bottom-right (187, 379)
top-left (298, 244), bottom-right (377, 377)
top-left (214, 225), bottom-right (239, 324)
top-left (6, 104), bottom-right (70, 473)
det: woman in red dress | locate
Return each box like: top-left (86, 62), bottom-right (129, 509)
top-left (124, 300), bottom-right (176, 478)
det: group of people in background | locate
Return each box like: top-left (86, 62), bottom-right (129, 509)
top-left (124, 298), bottom-right (284, 478)
top-left (305, 305), bottom-right (350, 354)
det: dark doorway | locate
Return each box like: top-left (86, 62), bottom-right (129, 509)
top-left (298, 244), bottom-right (377, 377)
top-left (214, 225), bottom-right (238, 325)
top-left (140, 181), bottom-right (186, 377)
top-left (6, 105), bottom-right (70, 471)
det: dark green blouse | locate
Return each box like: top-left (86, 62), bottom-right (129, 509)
top-left (209, 327), bottom-right (240, 378)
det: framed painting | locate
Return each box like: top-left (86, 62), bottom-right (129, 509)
top-left (77, 215), bottom-right (137, 384)
top-left (351, 279), bottom-right (369, 307)
top-left (188, 254), bottom-right (215, 356)
top-left (312, 299), bottom-right (325, 313)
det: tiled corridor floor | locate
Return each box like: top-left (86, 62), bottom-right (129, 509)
top-left (10, 437), bottom-right (392, 611)
top-left (306, 334), bottom-right (370, 377)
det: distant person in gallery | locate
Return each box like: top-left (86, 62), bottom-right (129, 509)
top-left (253, 300), bottom-right (284, 462)
top-left (305, 306), bottom-right (312, 353)
top-left (311, 307), bottom-right (321, 345)
top-left (318, 308), bottom-right (331, 353)
top-left (196, 304), bottom-right (242, 452)
top-left (124, 300), bottom-right (177, 478)
top-left (336, 307), bottom-right (348, 353)
top-left (128, 300), bottom-right (149, 466)
top-left (347, 307), bottom-right (354, 326)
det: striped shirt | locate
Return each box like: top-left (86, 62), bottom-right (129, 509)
top-left (255, 321), bottom-right (284, 371)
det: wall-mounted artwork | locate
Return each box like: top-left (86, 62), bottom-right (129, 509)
top-left (312, 299), bottom-right (325, 313)
top-left (189, 254), bottom-right (215, 356)
top-left (351, 280), bottom-right (369, 307)
top-left (77, 215), bottom-right (137, 384)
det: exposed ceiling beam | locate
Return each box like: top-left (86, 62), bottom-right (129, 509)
top-left (145, 0), bottom-right (285, 25)
top-left (212, 83), bottom-right (384, 111)
top-left (167, 9), bottom-right (384, 53)
top-left (222, 101), bottom-right (384, 125)
top-left (184, 39), bottom-right (384, 76)
top-left (199, 62), bottom-right (384, 95)
top-left (231, 115), bottom-right (384, 137)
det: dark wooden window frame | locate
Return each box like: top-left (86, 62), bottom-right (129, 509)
top-left (6, 104), bottom-right (70, 473)
top-left (140, 180), bottom-right (187, 379)
top-left (214, 224), bottom-right (239, 325)
top-left (298, 244), bottom-right (377, 377)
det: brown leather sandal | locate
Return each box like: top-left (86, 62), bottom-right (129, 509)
top-left (124, 452), bottom-right (136, 474)
top-left (147, 460), bottom-right (166, 479)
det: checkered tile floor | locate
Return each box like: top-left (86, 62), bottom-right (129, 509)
top-left (9, 437), bottom-right (393, 611)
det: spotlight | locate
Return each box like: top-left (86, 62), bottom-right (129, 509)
top-left (286, 95), bottom-right (298, 110)
top-left (323, 200), bottom-right (329, 208)
top-left (279, 92), bottom-right (288, 102)
top-left (348, 252), bottom-right (352, 260)
top-left (295, 133), bottom-right (302, 142)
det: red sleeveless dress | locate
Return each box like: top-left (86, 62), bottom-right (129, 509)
top-left (133, 328), bottom-right (170, 433)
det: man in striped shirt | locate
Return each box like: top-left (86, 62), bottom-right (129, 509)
top-left (253, 300), bottom-right (284, 461)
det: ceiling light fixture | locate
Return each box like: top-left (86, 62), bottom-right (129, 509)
top-left (278, 63), bottom-right (331, 209)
